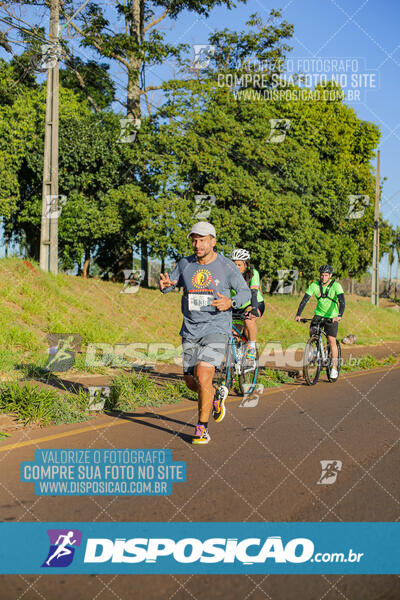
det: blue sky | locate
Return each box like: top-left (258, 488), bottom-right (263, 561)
top-left (1, 0), bottom-right (399, 275)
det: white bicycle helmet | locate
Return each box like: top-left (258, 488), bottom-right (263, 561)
top-left (231, 248), bottom-right (250, 261)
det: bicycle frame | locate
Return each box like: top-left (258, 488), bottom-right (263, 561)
top-left (316, 328), bottom-right (328, 366)
top-left (301, 316), bottom-right (341, 385)
top-left (232, 319), bottom-right (248, 343)
top-left (215, 313), bottom-right (259, 394)
top-left (230, 337), bottom-right (241, 375)
top-left (220, 316), bottom-right (248, 384)
top-left (312, 320), bottom-right (337, 367)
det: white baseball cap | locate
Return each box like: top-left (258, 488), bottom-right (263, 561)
top-left (187, 221), bottom-right (216, 238)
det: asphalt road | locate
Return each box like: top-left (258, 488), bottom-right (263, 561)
top-left (0, 365), bottom-right (399, 599)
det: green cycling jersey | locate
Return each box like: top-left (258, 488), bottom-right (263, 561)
top-left (305, 280), bottom-right (344, 318)
top-left (231, 267), bottom-right (264, 309)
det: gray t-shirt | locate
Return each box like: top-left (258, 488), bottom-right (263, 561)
top-left (162, 253), bottom-right (251, 339)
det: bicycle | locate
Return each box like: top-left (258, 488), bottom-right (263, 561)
top-left (300, 317), bottom-right (342, 386)
top-left (214, 311), bottom-right (259, 395)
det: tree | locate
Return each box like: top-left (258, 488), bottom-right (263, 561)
top-left (58, 0), bottom-right (248, 283)
top-left (394, 226), bottom-right (400, 298)
top-left (0, 4), bottom-right (392, 286)
top-left (149, 19), bottom-right (382, 281)
top-left (0, 56), bottom-right (136, 274)
top-left (385, 232), bottom-right (396, 297)
top-left (0, 59), bottom-right (43, 248)
top-left (59, 56), bottom-right (115, 111)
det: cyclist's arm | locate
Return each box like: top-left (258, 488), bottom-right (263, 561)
top-left (296, 281), bottom-right (318, 316)
top-left (296, 293), bottom-right (311, 317)
top-left (249, 269), bottom-right (260, 310)
top-left (250, 289), bottom-right (258, 310)
top-left (337, 293), bottom-right (345, 317)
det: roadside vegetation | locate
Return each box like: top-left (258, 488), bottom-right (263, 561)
top-left (0, 382), bottom-right (91, 427)
top-left (1, 259), bottom-right (399, 379)
top-left (0, 372), bottom-right (197, 433)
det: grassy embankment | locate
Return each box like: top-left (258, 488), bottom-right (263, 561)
top-left (1, 257), bottom-right (399, 378)
top-left (0, 257), bottom-right (398, 429)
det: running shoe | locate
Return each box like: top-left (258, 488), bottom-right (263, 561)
top-left (245, 347), bottom-right (257, 361)
top-left (212, 385), bottom-right (228, 422)
top-left (330, 368), bottom-right (338, 379)
top-left (192, 424), bottom-right (211, 445)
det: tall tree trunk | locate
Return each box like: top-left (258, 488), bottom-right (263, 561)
top-left (395, 256), bottom-right (399, 299)
top-left (387, 260), bottom-right (393, 297)
top-left (161, 256), bottom-right (165, 274)
top-left (25, 223), bottom-right (40, 261)
top-left (82, 248), bottom-right (90, 278)
top-left (116, 246), bottom-right (133, 273)
top-left (126, 0), bottom-right (146, 280)
top-left (141, 240), bottom-right (149, 287)
top-left (350, 278), bottom-right (355, 295)
top-left (127, 0), bottom-right (144, 122)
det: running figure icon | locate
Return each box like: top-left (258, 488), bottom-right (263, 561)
top-left (46, 531), bottom-right (77, 565)
top-left (317, 460), bottom-right (343, 485)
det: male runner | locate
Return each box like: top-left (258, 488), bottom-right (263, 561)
top-left (295, 265), bottom-right (345, 379)
top-left (159, 222), bottom-right (250, 444)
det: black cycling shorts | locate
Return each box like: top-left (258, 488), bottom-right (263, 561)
top-left (257, 301), bottom-right (265, 317)
top-left (240, 301), bottom-right (265, 319)
top-left (310, 315), bottom-right (338, 338)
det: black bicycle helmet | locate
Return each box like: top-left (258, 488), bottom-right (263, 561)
top-left (319, 264), bottom-right (334, 274)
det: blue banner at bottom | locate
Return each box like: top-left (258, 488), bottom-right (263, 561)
top-left (0, 523), bottom-right (398, 574)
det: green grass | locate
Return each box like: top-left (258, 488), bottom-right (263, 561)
top-left (341, 353), bottom-right (397, 372)
top-left (258, 369), bottom-right (296, 388)
top-left (0, 369), bottom-right (197, 430)
top-left (1, 257), bottom-right (399, 377)
top-left (0, 382), bottom-right (92, 426)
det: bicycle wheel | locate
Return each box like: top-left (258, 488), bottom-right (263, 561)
top-left (214, 340), bottom-right (233, 390)
top-left (326, 339), bottom-right (342, 382)
top-left (239, 343), bottom-right (259, 395)
top-left (303, 336), bottom-right (321, 385)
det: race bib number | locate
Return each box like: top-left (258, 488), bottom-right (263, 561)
top-left (188, 293), bottom-right (214, 311)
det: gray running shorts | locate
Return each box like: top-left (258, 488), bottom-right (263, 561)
top-left (182, 334), bottom-right (229, 376)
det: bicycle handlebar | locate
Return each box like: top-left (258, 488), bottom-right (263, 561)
top-left (300, 317), bottom-right (333, 323)
top-left (232, 311), bottom-right (247, 320)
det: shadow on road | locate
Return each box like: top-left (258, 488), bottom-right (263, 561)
top-left (104, 409), bottom-right (194, 444)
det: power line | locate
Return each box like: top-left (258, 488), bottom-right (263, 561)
top-left (0, 14), bottom-right (48, 45)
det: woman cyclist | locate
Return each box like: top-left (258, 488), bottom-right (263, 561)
top-left (230, 249), bottom-right (265, 361)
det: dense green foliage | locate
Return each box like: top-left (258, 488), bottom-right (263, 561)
top-left (0, 5), bottom-right (393, 280)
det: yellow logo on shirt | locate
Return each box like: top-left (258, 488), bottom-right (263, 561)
top-left (192, 269), bottom-right (214, 289)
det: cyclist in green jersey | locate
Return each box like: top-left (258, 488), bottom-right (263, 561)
top-left (230, 249), bottom-right (265, 361)
top-left (295, 265), bottom-right (345, 379)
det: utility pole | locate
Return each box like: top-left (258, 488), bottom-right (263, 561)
top-left (39, 0), bottom-right (60, 274)
top-left (371, 150), bottom-right (380, 306)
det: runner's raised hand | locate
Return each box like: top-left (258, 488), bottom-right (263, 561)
top-left (159, 272), bottom-right (177, 291)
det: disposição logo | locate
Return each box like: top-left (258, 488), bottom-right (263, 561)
top-left (42, 529), bottom-right (82, 568)
top-left (84, 536), bottom-right (315, 565)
